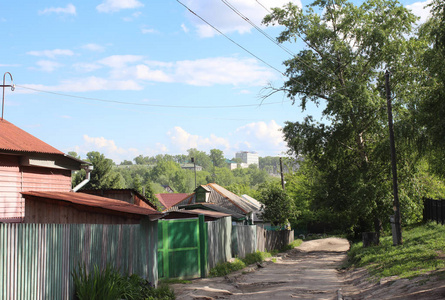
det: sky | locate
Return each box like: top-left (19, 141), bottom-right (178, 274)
top-left (0, 0), bottom-right (433, 163)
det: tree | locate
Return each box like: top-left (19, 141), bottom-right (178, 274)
top-left (415, 0), bottom-right (445, 176)
top-left (83, 151), bottom-right (124, 189)
top-left (209, 149), bottom-right (226, 168)
top-left (263, 0), bottom-right (419, 236)
top-left (187, 148), bottom-right (212, 170)
top-left (259, 182), bottom-right (296, 228)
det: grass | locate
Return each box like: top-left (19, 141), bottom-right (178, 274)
top-left (72, 264), bottom-right (176, 300)
top-left (209, 239), bottom-right (303, 277)
top-left (346, 222), bottom-right (445, 279)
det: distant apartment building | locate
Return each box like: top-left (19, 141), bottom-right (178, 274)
top-left (235, 151), bottom-right (259, 168)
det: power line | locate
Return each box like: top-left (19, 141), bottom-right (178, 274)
top-left (175, 0), bottom-right (285, 76)
top-left (221, 0), bottom-right (336, 82)
top-left (16, 84), bottom-right (293, 109)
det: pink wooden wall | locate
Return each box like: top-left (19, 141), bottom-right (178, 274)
top-left (0, 154), bottom-right (72, 222)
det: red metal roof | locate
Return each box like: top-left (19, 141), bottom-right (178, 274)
top-left (22, 191), bottom-right (163, 219)
top-left (0, 119), bottom-right (64, 154)
top-left (155, 193), bottom-right (190, 211)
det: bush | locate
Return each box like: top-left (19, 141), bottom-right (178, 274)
top-left (72, 264), bottom-right (175, 300)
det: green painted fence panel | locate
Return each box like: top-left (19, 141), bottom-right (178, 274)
top-left (158, 217), bottom-right (208, 280)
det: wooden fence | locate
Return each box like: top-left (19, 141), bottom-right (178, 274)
top-left (424, 198), bottom-right (445, 224)
top-left (0, 220), bottom-right (158, 300)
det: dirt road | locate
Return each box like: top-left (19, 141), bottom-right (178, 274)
top-left (172, 237), bottom-right (350, 300)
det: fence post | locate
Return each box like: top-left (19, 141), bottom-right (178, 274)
top-left (198, 215), bottom-right (207, 278)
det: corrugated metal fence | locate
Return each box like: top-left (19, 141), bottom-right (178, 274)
top-left (0, 220), bottom-right (158, 300)
top-left (424, 198), bottom-right (445, 224)
top-left (207, 217), bottom-right (232, 269)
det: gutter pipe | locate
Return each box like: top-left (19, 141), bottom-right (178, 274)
top-left (72, 165), bottom-right (94, 192)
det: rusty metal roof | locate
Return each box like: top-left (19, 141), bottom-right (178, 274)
top-left (155, 193), bottom-right (190, 211)
top-left (21, 191), bottom-right (163, 219)
top-left (0, 119), bottom-right (64, 154)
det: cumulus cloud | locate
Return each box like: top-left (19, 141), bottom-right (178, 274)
top-left (22, 55), bottom-right (276, 92)
top-left (72, 62), bottom-right (102, 73)
top-left (168, 127), bottom-right (231, 152)
top-left (27, 49), bottom-right (74, 59)
top-left (183, 0), bottom-right (301, 38)
top-left (234, 120), bottom-right (287, 155)
top-left (181, 24), bottom-right (189, 33)
top-left (141, 27), bottom-right (159, 34)
top-left (21, 76), bottom-right (142, 93)
top-left (82, 43), bottom-right (105, 52)
top-left (406, 0), bottom-right (432, 24)
top-left (98, 55), bottom-right (144, 68)
top-left (39, 4), bottom-right (76, 15)
top-left (97, 0), bottom-right (143, 13)
top-left (75, 135), bottom-right (140, 163)
top-left (36, 60), bottom-right (63, 72)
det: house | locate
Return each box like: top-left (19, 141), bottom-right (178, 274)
top-left (81, 188), bottom-right (158, 210)
top-left (155, 193), bottom-right (190, 211)
top-left (174, 183), bottom-right (264, 224)
top-left (0, 119), bottom-right (162, 223)
top-left (180, 163), bottom-right (203, 171)
top-left (0, 119), bottom-right (92, 222)
top-left (22, 191), bottom-right (163, 224)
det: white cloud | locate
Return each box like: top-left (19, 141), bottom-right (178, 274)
top-left (184, 0), bottom-right (301, 38)
top-left (181, 23), bottom-right (189, 33)
top-left (234, 120), bottom-right (286, 155)
top-left (39, 4), bottom-right (76, 15)
top-left (123, 11), bottom-right (142, 21)
top-left (82, 43), bottom-right (105, 52)
top-left (36, 60), bottom-right (63, 72)
top-left (135, 65), bottom-right (172, 82)
top-left (21, 76), bottom-right (142, 93)
top-left (168, 127), bottom-right (230, 152)
top-left (406, 0), bottom-right (432, 24)
top-left (97, 0), bottom-right (143, 13)
top-left (27, 49), bottom-right (74, 59)
top-left (0, 63), bottom-right (20, 67)
top-left (98, 55), bottom-right (144, 68)
top-left (173, 57), bottom-right (275, 86)
top-left (73, 62), bottom-right (102, 73)
top-left (141, 28), bottom-right (159, 34)
top-left (76, 135), bottom-right (140, 163)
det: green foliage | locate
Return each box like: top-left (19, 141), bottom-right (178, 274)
top-left (80, 151), bottom-right (124, 190)
top-left (209, 258), bottom-right (246, 277)
top-left (281, 239), bottom-right (303, 251)
top-left (263, 0), bottom-right (431, 235)
top-left (347, 222), bottom-right (445, 279)
top-left (259, 182), bottom-right (297, 227)
top-left (72, 264), bottom-right (175, 300)
top-left (209, 149), bottom-right (226, 168)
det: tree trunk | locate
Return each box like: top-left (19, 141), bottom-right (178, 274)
top-left (362, 232), bottom-right (379, 247)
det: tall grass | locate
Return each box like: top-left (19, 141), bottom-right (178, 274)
top-left (347, 222), bottom-right (445, 279)
top-left (72, 264), bottom-right (175, 300)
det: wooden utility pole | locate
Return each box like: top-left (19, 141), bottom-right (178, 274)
top-left (385, 70), bottom-right (402, 246)
top-left (280, 157), bottom-right (285, 191)
top-left (191, 157), bottom-right (197, 189)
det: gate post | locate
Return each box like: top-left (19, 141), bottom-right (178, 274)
top-left (198, 215), bottom-right (207, 278)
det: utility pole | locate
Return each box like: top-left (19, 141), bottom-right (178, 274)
top-left (1, 72), bottom-right (15, 120)
top-left (280, 157), bottom-right (285, 191)
top-left (385, 70), bottom-right (402, 246)
top-left (191, 157), bottom-right (197, 189)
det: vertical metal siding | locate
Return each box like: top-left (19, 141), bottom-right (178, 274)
top-left (0, 221), bottom-right (158, 300)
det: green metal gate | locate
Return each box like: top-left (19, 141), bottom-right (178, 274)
top-left (158, 215), bottom-right (207, 280)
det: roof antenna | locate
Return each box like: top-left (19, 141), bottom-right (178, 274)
top-left (1, 72), bottom-right (15, 120)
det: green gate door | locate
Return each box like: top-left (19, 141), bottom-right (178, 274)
top-left (158, 216), bottom-right (207, 280)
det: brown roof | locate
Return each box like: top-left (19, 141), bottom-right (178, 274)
top-left (22, 191), bottom-right (163, 220)
top-left (155, 193), bottom-right (190, 211)
top-left (0, 119), bottom-right (64, 154)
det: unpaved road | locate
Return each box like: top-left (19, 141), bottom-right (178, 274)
top-left (172, 237), bottom-right (350, 299)
top-left (171, 237), bottom-right (445, 300)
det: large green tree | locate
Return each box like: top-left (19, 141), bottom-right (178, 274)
top-left (263, 0), bottom-right (420, 236)
top-left (83, 151), bottom-right (125, 189)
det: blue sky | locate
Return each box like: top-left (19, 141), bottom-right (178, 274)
top-left (0, 0), bottom-right (431, 163)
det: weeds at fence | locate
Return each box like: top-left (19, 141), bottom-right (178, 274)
top-left (72, 264), bottom-right (175, 300)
